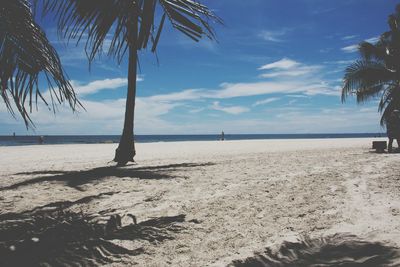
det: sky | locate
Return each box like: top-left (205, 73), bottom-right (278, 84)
top-left (0, 0), bottom-right (398, 135)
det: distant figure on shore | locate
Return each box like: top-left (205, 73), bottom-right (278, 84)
top-left (38, 136), bottom-right (44, 144)
top-left (221, 131), bottom-right (225, 141)
top-left (12, 132), bottom-right (16, 138)
top-left (387, 110), bottom-right (400, 152)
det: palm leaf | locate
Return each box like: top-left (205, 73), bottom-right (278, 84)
top-left (355, 84), bottom-right (385, 103)
top-left (341, 60), bottom-right (394, 103)
top-left (342, 4), bottom-right (400, 129)
top-left (37, 0), bottom-right (221, 64)
top-left (379, 85), bottom-right (400, 125)
top-left (358, 41), bottom-right (386, 62)
top-left (0, 0), bottom-right (80, 127)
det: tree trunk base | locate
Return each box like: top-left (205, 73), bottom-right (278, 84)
top-left (113, 143), bottom-right (136, 166)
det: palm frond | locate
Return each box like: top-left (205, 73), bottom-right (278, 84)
top-left (388, 14), bottom-right (399, 31)
top-left (355, 84), bottom-right (385, 103)
top-left (38, 0), bottom-right (221, 64)
top-left (342, 4), bottom-right (400, 128)
top-left (379, 85), bottom-right (400, 125)
top-left (341, 60), bottom-right (394, 103)
top-left (38, 0), bottom-right (132, 64)
top-left (0, 0), bottom-right (80, 127)
top-left (158, 0), bottom-right (221, 42)
top-left (358, 41), bottom-right (386, 62)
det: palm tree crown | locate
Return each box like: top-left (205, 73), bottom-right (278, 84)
top-left (0, 0), bottom-right (80, 127)
top-left (342, 4), bottom-right (400, 125)
top-left (38, 0), bottom-right (221, 64)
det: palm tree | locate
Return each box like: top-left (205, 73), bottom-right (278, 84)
top-left (0, 0), bottom-right (80, 127)
top-left (38, 0), bottom-right (221, 166)
top-left (342, 4), bottom-right (400, 126)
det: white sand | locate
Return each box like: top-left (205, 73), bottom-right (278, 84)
top-left (1, 138), bottom-right (400, 266)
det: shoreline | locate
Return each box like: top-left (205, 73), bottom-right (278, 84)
top-left (0, 136), bottom-right (388, 148)
top-left (0, 133), bottom-right (387, 147)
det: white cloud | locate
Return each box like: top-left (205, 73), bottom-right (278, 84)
top-left (341, 44), bottom-right (358, 53)
top-left (253, 97), bottom-right (280, 107)
top-left (341, 36), bottom-right (380, 53)
top-left (189, 107), bottom-right (205, 113)
top-left (146, 80), bottom-right (337, 103)
top-left (287, 94), bottom-right (309, 98)
top-left (0, 55), bottom-right (348, 135)
top-left (324, 60), bottom-right (354, 65)
top-left (214, 81), bottom-right (311, 98)
top-left (342, 35), bottom-right (358, 40)
top-left (0, 94), bottom-right (180, 135)
top-left (136, 75), bottom-right (145, 82)
top-left (259, 58), bottom-right (322, 78)
top-left (319, 48), bottom-right (333, 53)
top-left (0, 93), bottom-right (382, 135)
top-left (142, 58), bottom-right (338, 105)
top-left (65, 76), bottom-right (143, 97)
top-left (260, 65), bottom-right (321, 78)
top-left (259, 58), bottom-right (300, 70)
top-left (258, 29), bottom-right (290, 42)
top-left (211, 101), bottom-right (249, 114)
top-left (72, 78), bottom-right (128, 96)
top-left (365, 36), bottom-right (380, 43)
top-left (145, 106), bottom-right (383, 134)
top-left (303, 85), bottom-right (340, 96)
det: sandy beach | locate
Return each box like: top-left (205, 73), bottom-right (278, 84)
top-left (1, 138), bottom-right (400, 266)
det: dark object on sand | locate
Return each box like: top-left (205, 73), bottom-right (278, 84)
top-left (372, 141), bottom-right (387, 153)
top-left (387, 110), bottom-right (400, 152)
top-left (230, 233), bottom-right (400, 267)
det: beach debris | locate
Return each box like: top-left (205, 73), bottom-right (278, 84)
top-left (372, 141), bottom-right (387, 153)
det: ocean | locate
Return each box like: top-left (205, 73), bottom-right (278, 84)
top-left (0, 133), bottom-right (386, 146)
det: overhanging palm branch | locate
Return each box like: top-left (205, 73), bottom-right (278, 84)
top-left (38, 0), bottom-right (221, 63)
top-left (0, 0), bottom-right (80, 127)
top-left (342, 60), bottom-right (395, 103)
top-left (342, 4), bottom-right (400, 126)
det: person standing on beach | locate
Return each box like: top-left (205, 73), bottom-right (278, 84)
top-left (221, 131), bottom-right (225, 141)
top-left (387, 110), bottom-right (400, 152)
top-left (38, 136), bottom-right (44, 144)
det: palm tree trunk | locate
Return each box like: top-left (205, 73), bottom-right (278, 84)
top-left (114, 10), bottom-right (138, 166)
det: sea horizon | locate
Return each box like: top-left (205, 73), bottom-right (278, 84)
top-left (0, 133), bottom-right (387, 146)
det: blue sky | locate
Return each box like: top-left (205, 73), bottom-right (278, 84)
top-left (0, 0), bottom-right (397, 135)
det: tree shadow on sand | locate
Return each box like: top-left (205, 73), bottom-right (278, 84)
top-left (0, 201), bottom-right (187, 267)
top-left (1, 162), bottom-right (214, 191)
top-left (230, 233), bottom-right (400, 267)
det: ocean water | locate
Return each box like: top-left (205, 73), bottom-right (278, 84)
top-left (0, 133), bottom-right (386, 146)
